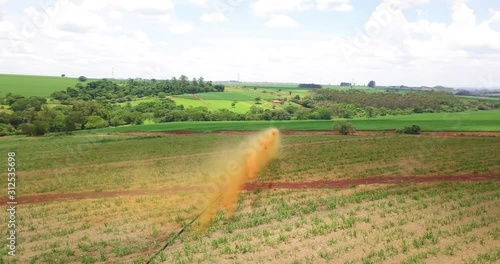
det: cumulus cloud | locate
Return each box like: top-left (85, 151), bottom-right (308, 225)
top-left (252, 0), bottom-right (313, 17)
top-left (200, 12), bottom-right (228, 23)
top-left (265, 15), bottom-right (298, 28)
top-left (316, 0), bottom-right (353, 12)
top-left (0, 0), bottom-right (499, 87)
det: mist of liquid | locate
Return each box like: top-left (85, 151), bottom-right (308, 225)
top-left (196, 128), bottom-right (281, 227)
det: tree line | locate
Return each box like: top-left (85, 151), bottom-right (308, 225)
top-left (290, 89), bottom-right (498, 117)
top-left (51, 75), bottom-right (224, 103)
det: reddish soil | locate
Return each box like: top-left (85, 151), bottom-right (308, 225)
top-left (243, 173), bottom-right (500, 191)
top-left (114, 130), bottom-right (500, 137)
top-left (3, 173), bottom-right (498, 205)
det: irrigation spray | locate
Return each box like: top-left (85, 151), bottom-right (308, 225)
top-left (146, 128), bottom-right (281, 263)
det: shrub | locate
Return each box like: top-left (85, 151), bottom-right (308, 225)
top-left (333, 121), bottom-right (356, 135)
top-left (0, 124), bottom-right (15, 136)
top-left (396, 125), bottom-right (421, 134)
top-left (19, 123), bottom-right (35, 136)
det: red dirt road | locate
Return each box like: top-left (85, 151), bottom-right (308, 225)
top-left (3, 173), bottom-right (499, 205)
top-left (243, 173), bottom-right (500, 191)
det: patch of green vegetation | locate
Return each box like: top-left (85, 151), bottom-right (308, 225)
top-left (0, 74), bottom-right (96, 97)
top-left (458, 96), bottom-right (500, 102)
top-left (81, 110), bottom-right (500, 133)
top-left (171, 96), bottom-right (276, 114)
top-left (177, 91), bottom-right (277, 101)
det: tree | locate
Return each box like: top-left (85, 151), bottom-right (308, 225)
top-left (214, 84), bottom-right (225, 92)
top-left (10, 97), bottom-right (46, 112)
top-left (51, 91), bottom-right (69, 101)
top-left (0, 124), bottom-right (15, 136)
top-left (318, 108), bottom-right (332, 120)
top-left (78, 76), bottom-right (88, 82)
top-left (110, 117), bottom-right (125, 127)
top-left (365, 106), bottom-right (375, 118)
top-left (18, 119), bottom-right (48, 136)
top-left (85, 116), bottom-right (109, 129)
top-left (271, 109), bottom-right (291, 120)
top-left (33, 121), bottom-right (49, 136)
top-left (333, 121), bottom-right (356, 135)
top-left (19, 123), bottom-right (35, 136)
top-left (231, 101), bottom-right (237, 108)
top-left (64, 111), bottom-right (86, 131)
top-left (368, 80), bottom-right (376, 88)
top-left (284, 105), bottom-right (298, 114)
top-left (61, 74), bottom-right (65, 77)
top-left (255, 97), bottom-right (262, 104)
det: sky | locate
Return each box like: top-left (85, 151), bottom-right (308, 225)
top-left (0, 0), bottom-right (499, 88)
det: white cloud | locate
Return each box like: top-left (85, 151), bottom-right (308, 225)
top-left (48, 4), bottom-right (106, 33)
top-left (252, 0), bottom-right (313, 16)
top-left (265, 15), bottom-right (298, 28)
top-left (108, 10), bottom-right (122, 19)
top-left (189, 0), bottom-right (209, 7)
top-left (200, 12), bottom-right (228, 23)
top-left (0, 0), bottom-right (499, 88)
top-left (82, 0), bottom-right (175, 16)
top-left (55, 41), bottom-right (76, 55)
top-left (316, 0), bottom-right (353, 12)
top-left (0, 0), bottom-right (6, 20)
top-left (332, 3), bottom-right (352, 12)
top-left (167, 20), bottom-right (194, 34)
top-left (337, 0), bottom-right (500, 87)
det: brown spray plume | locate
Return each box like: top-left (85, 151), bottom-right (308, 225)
top-left (195, 128), bottom-right (281, 227)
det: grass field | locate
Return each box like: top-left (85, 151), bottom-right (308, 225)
top-left (80, 110), bottom-right (500, 134)
top-left (0, 74), bottom-right (94, 97)
top-left (171, 96), bottom-right (277, 114)
top-left (457, 96), bottom-right (500, 102)
top-left (1, 132), bottom-right (498, 263)
top-left (177, 91), bottom-right (278, 101)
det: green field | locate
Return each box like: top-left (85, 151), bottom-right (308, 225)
top-left (79, 110), bottom-right (500, 134)
top-left (177, 90), bottom-right (279, 101)
top-left (458, 96), bottom-right (500, 102)
top-left (0, 74), bottom-right (94, 97)
top-left (1, 132), bottom-right (499, 263)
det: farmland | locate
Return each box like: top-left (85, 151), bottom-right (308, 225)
top-left (1, 74), bottom-right (500, 264)
top-left (1, 132), bottom-right (499, 263)
top-left (0, 74), bottom-right (92, 97)
top-left (79, 110), bottom-right (500, 134)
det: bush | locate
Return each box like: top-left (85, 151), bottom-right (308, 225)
top-left (333, 121), bottom-right (356, 135)
top-left (85, 116), bottom-right (109, 129)
top-left (0, 124), bottom-right (15, 136)
top-left (19, 123), bottom-right (35, 136)
top-left (396, 125), bottom-right (421, 134)
top-left (78, 76), bottom-right (87, 82)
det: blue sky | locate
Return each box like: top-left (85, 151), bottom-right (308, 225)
top-left (0, 0), bottom-right (499, 88)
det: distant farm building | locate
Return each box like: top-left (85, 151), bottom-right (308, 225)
top-left (340, 82), bottom-right (352, 87)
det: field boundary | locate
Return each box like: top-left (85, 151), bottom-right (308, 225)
top-left (109, 130), bottom-right (500, 137)
top-left (5, 173), bottom-right (499, 205)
